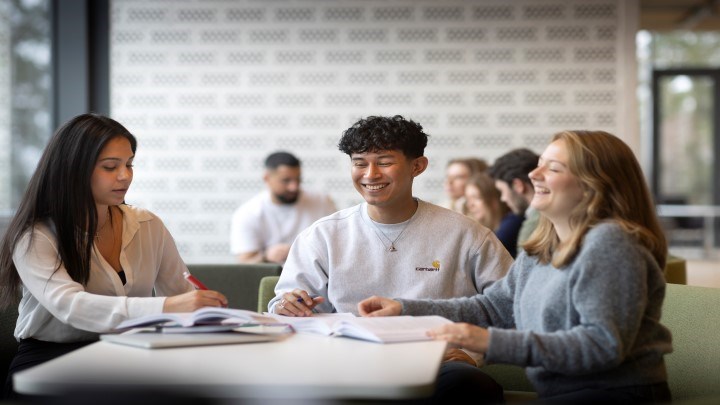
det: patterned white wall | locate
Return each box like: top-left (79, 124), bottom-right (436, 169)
top-left (110, 0), bottom-right (638, 263)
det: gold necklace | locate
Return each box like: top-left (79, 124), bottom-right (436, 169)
top-left (95, 207), bottom-right (111, 239)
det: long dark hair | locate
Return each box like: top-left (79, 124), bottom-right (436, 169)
top-left (0, 113), bottom-right (136, 308)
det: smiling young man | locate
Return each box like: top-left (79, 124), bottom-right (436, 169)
top-left (270, 115), bottom-right (511, 316)
top-left (268, 115), bottom-right (512, 402)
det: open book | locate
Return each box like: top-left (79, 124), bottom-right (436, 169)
top-left (273, 313), bottom-right (453, 343)
top-left (115, 307), bottom-right (278, 330)
top-left (116, 308), bottom-right (452, 343)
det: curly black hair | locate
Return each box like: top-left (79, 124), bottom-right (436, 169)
top-left (338, 115), bottom-right (428, 159)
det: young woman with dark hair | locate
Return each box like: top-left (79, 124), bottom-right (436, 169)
top-left (0, 113), bottom-right (226, 397)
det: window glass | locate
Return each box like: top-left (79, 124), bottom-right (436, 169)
top-left (0, 0), bottom-right (51, 215)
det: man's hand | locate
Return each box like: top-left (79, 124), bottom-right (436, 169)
top-left (274, 289), bottom-right (325, 317)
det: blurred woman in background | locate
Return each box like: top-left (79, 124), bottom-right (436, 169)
top-left (465, 172), bottom-right (524, 257)
top-left (442, 157), bottom-right (487, 214)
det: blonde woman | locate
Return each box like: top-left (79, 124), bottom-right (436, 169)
top-left (360, 130), bottom-right (672, 403)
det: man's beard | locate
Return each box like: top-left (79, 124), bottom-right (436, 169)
top-left (275, 193), bottom-right (299, 204)
top-left (511, 193), bottom-right (529, 215)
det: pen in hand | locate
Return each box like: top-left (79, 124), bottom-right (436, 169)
top-left (183, 271), bottom-right (208, 290)
top-left (183, 271), bottom-right (227, 308)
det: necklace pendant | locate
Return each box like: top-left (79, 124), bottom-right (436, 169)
top-left (389, 244), bottom-right (397, 252)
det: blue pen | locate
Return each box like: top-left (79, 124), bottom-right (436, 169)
top-left (297, 295), bottom-right (320, 313)
top-left (296, 295), bottom-right (319, 303)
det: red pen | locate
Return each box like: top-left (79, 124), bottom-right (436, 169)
top-left (183, 271), bottom-right (208, 290)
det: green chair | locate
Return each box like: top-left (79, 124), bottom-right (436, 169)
top-left (257, 276), bottom-right (280, 313)
top-left (662, 283), bottom-right (720, 401)
top-left (186, 263), bottom-right (281, 311)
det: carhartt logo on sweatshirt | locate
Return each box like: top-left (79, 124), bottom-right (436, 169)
top-left (416, 261), bottom-right (440, 272)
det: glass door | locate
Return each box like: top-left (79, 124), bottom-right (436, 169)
top-left (652, 69), bottom-right (720, 253)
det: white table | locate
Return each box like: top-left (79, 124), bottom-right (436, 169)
top-left (13, 333), bottom-right (447, 401)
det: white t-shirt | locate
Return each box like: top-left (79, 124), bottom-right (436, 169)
top-left (229, 189), bottom-right (336, 256)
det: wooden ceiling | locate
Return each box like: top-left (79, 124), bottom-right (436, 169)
top-left (641, 0), bottom-right (720, 31)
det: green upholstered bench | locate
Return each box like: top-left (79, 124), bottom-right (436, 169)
top-left (662, 284), bottom-right (720, 401)
top-left (186, 263), bottom-right (281, 311)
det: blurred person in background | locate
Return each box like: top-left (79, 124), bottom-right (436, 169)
top-left (465, 172), bottom-right (524, 258)
top-left (442, 157), bottom-right (488, 215)
top-left (230, 151), bottom-right (336, 264)
top-left (488, 148), bottom-right (540, 254)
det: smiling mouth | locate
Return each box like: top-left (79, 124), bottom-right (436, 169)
top-left (363, 184), bottom-right (388, 191)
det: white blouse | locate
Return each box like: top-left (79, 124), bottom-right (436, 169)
top-left (13, 205), bottom-right (193, 343)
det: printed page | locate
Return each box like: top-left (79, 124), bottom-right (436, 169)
top-left (270, 313), bottom-right (356, 335)
top-left (334, 316), bottom-right (453, 343)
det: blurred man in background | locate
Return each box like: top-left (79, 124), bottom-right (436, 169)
top-left (230, 151), bottom-right (336, 264)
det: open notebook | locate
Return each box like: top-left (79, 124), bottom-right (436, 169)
top-left (114, 307), bottom-right (277, 329)
top-left (273, 313), bottom-right (453, 343)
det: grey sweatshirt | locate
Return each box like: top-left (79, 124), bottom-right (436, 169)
top-left (400, 222), bottom-right (673, 397)
top-left (270, 199), bottom-right (513, 314)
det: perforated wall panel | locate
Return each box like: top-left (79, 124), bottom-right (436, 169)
top-left (111, 0), bottom-right (636, 263)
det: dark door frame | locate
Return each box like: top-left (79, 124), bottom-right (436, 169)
top-left (51, 0), bottom-right (110, 128)
top-left (651, 68), bottom-right (720, 206)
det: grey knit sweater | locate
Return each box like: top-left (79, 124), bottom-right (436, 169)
top-left (400, 222), bottom-right (673, 397)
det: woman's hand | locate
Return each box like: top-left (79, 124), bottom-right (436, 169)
top-left (274, 289), bottom-right (325, 317)
top-left (163, 290), bottom-right (228, 312)
top-left (357, 296), bottom-right (402, 317)
top-left (428, 323), bottom-right (490, 354)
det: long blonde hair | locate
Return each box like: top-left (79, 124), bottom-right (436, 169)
top-left (523, 130), bottom-right (667, 269)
